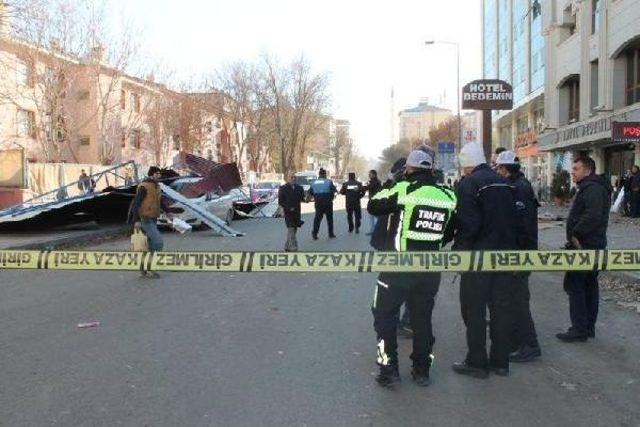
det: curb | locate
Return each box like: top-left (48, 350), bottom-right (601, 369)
top-left (4, 225), bottom-right (130, 251)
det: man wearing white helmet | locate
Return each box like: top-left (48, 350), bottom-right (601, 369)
top-left (452, 141), bottom-right (518, 379)
top-left (495, 150), bottom-right (542, 363)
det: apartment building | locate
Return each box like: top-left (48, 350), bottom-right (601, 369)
top-left (482, 0), bottom-right (548, 185)
top-left (538, 0), bottom-right (640, 183)
top-left (398, 101), bottom-right (452, 144)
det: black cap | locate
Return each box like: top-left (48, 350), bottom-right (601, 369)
top-left (148, 166), bottom-right (161, 176)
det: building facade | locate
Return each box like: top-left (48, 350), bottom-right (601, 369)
top-left (539, 0), bottom-right (640, 185)
top-left (483, 0), bottom-right (549, 188)
top-left (398, 101), bottom-right (452, 144)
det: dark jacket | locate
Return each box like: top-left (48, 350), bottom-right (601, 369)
top-left (340, 179), bottom-right (365, 208)
top-left (278, 183), bottom-right (305, 228)
top-left (367, 171), bottom-right (456, 251)
top-left (509, 172), bottom-right (539, 250)
top-left (364, 177), bottom-right (382, 199)
top-left (566, 174), bottom-right (611, 249)
top-left (631, 173), bottom-right (640, 192)
top-left (453, 164), bottom-right (518, 251)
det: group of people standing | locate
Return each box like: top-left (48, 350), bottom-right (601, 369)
top-left (277, 168), bottom-right (382, 252)
top-left (367, 142), bottom-right (611, 387)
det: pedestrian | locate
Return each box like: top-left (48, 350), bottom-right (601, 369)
top-left (557, 156), bottom-right (611, 342)
top-left (491, 147), bottom-right (506, 169)
top-left (452, 141), bottom-right (518, 379)
top-left (623, 169), bottom-right (633, 216)
top-left (278, 172), bottom-right (306, 252)
top-left (340, 172), bottom-right (365, 234)
top-left (309, 168), bottom-right (337, 240)
top-left (368, 149), bottom-right (457, 388)
top-left (127, 166), bottom-right (171, 279)
top-left (78, 170), bottom-right (91, 194)
top-left (363, 170), bottom-right (382, 236)
top-left (495, 150), bottom-right (542, 363)
top-left (630, 165), bottom-right (640, 217)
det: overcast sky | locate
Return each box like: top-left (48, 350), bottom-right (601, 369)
top-left (107, 0), bottom-right (482, 159)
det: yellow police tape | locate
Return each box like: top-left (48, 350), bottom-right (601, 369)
top-left (2, 249), bottom-right (640, 273)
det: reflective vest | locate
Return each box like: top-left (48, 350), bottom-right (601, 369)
top-left (373, 181), bottom-right (457, 251)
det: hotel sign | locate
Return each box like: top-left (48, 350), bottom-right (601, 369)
top-left (612, 121), bottom-right (640, 143)
top-left (462, 79), bottom-right (513, 110)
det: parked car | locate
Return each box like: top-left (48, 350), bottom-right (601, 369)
top-left (158, 177), bottom-right (236, 230)
top-left (294, 171), bottom-right (318, 201)
top-left (250, 181), bottom-right (281, 202)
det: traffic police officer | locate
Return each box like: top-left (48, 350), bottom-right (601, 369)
top-left (340, 172), bottom-right (365, 233)
top-left (368, 150), bottom-right (457, 388)
top-left (309, 168), bottom-right (337, 240)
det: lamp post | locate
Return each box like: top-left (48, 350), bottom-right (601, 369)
top-left (425, 40), bottom-right (462, 157)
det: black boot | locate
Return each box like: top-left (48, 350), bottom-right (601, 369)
top-left (556, 328), bottom-right (588, 343)
top-left (452, 361), bottom-right (489, 379)
top-left (411, 361), bottom-right (431, 387)
top-left (375, 365), bottom-right (400, 388)
top-left (509, 345), bottom-right (542, 363)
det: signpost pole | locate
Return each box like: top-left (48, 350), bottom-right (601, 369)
top-left (482, 110), bottom-right (493, 161)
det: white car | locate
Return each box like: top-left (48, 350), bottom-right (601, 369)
top-left (158, 177), bottom-right (237, 230)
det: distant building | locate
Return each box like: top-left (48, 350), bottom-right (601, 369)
top-left (398, 101), bottom-right (452, 144)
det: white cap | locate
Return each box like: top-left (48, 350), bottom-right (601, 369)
top-left (458, 141), bottom-right (486, 168)
top-left (406, 150), bottom-right (433, 169)
top-left (495, 150), bottom-right (519, 165)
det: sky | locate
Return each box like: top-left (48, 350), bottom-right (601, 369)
top-left (106, 0), bottom-right (482, 160)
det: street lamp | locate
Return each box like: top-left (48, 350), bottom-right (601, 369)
top-left (425, 40), bottom-right (462, 158)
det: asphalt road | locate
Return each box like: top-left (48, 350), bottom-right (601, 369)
top-left (1, 205), bottom-right (640, 427)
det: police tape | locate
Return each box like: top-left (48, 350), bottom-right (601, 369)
top-left (2, 249), bottom-right (640, 273)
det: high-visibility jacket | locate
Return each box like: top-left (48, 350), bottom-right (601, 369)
top-left (367, 171), bottom-right (457, 251)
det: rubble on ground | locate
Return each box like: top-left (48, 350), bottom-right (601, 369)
top-left (601, 275), bottom-right (640, 314)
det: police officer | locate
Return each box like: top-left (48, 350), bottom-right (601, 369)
top-left (309, 168), bottom-right (337, 240)
top-left (452, 141), bottom-right (518, 379)
top-left (368, 150), bottom-right (457, 388)
top-left (495, 150), bottom-right (542, 362)
top-left (340, 172), bottom-right (365, 233)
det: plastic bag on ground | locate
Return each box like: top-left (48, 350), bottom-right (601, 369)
top-left (171, 217), bottom-right (193, 234)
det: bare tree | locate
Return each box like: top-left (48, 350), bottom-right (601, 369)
top-left (0, 0), bottom-right (141, 164)
top-left (258, 55), bottom-right (330, 175)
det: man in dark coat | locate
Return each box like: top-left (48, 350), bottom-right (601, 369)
top-left (557, 156), bottom-right (611, 342)
top-left (278, 172), bottom-right (306, 252)
top-left (363, 170), bottom-right (382, 235)
top-left (630, 165), bottom-right (640, 217)
top-left (495, 150), bottom-right (541, 363)
top-left (340, 172), bottom-right (365, 233)
top-left (452, 141), bottom-right (518, 379)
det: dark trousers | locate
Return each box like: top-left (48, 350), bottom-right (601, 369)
top-left (623, 192), bottom-right (631, 216)
top-left (631, 191), bottom-right (640, 217)
top-left (346, 204), bottom-right (362, 231)
top-left (563, 271), bottom-right (599, 335)
top-left (372, 272), bottom-right (440, 367)
top-left (312, 202), bottom-right (334, 236)
top-left (509, 273), bottom-right (539, 350)
top-left (460, 272), bottom-right (512, 370)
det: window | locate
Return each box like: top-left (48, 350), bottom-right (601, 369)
top-left (205, 121), bottom-right (213, 133)
top-left (592, 0), bottom-right (600, 34)
top-left (77, 90), bottom-right (90, 101)
top-left (16, 59), bottom-right (33, 87)
top-left (129, 129), bottom-right (141, 149)
top-left (590, 60), bottom-right (599, 111)
top-left (626, 47), bottom-right (640, 106)
top-left (567, 78), bottom-right (580, 122)
top-left (17, 109), bottom-right (35, 137)
top-left (120, 90), bottom-right (126, 110)
top-left (172, 134), bottom-right (180, 151)
top-left (121, 134), bottom-right (126, 148)
top-left (207, 149), bottom-right (213, 161)
top-left (130, 93), bottom-right (140, 113)
top-left (79, 136), bottom-right (90, 146)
